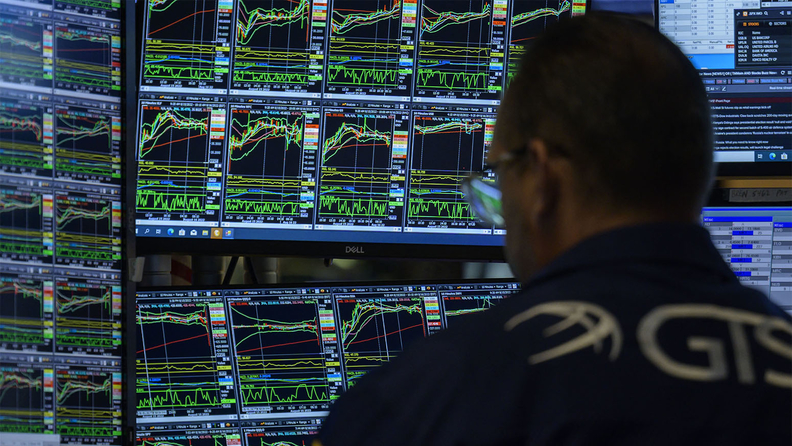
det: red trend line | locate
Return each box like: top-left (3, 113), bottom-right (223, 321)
top-left (141, 133), bottom-right (206, 155)
top-left (136, 332), bottom-right (209, 354)
top-left (347, 323), bottom-right (424, 346)
top-left (148, 9), bottom-right (215, 36)
top-left (236, 337), bottom-right (319, 354)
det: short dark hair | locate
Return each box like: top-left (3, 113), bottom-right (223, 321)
top-left (501, 13), bottom-right (714, 214)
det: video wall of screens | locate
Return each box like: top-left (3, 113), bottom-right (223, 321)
top-left (0, 1), bottom-right (127, 445)
top-left (658, 1), bottom-right (792, 170)
top-left (134, 280), bottom-right (521, 445)
top-left (134, 0), bottom-right (588, 259)
top-left (702, 206), bottom-right (792, 310)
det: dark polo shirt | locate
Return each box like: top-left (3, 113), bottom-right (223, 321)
top-left (318, 223), bottom-right (792, 446)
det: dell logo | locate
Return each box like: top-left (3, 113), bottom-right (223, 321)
top-left (345, 246), bottom-right (365, 254)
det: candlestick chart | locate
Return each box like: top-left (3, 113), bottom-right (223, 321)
top-left (54, 104), bottom-right (120, 183)
top-left (0, 366), bottom-right (47, 433)
top-left (507, 1), bottom-right (571, 85)
top-left (136, 104), bottom-right (214, 218)
top-left (223, 106), bottom-right (314, 225)
top-left (0, 99), bottom-right (53, 178)
top-left (415, 0), bottom-right (500, 99)
top-left (0, 274), bottom-right (49, 350)
top-left (55, 366), bottom-right (120, 440)
top-left (233, 0), bottom-right (322, 93)
top-left (143, 0), bottom-right (230, 89)
top-left (0, 186), bottom-right (51, 263)
top-left (326, 0), bottom-right (412, 96)
top-left (54, 192), bottom-right (121, 269)
top-left (0, 13), bottom-right (52, 89)
top-left (407, 113), bottom-right (489, 229)
top-left (229, 298), bottom-right (338, 413)
top-left (55, 279), bottom-right (121, 355)
top-left (54, 23), bottom-right (119, 96)
top-left (136, 299), bottom-right (237, 418)
top-left (337, 297), bottom-right (426, 386)
top-left (318, 111), bottom-right (404, 227)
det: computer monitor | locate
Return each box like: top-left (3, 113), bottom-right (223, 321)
top-left (0, 1), bottom-right (131, 445)
top-left (657, 0), bottom-right (792, 175)
top-left (134, 279), bottom-right (521, 444)
top-left (134, 0), bottom-right (589, 259)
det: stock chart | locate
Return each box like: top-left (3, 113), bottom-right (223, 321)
top-left (324, 0), bottom-right (416, 99)
top-left (0, 10), bottom-right (53, 90)
top-left (0, 181), bottom-right (53, 264)
top-left (0, 0), bottom-right (124, 444)
top-left (54, 277), bottom-right (121, 356)
top-left (316, 103), bottom-right (408, 229)
top-left (232, 0), bottom-right (326, 95)
top-left (0, 94), bottom-right (54, 179)
top-left (142, 0), bottom-right (233, 91)
top-left (335, 291), bottom-right (428, 386)
top-left (0, 272), bottom-right (52, 353)
top-left (136, 427), bottom-right (242, 446)
top-left (438, 282), bottom-right (517, 328)
top-left (415, 0), bottom-right (506, 102)
top-left (54, 361), bottom-right (122, 444)
top-left (0, 356), bottom-right (53, 435)
top-left (54, 99), bottom-right (122, 184)
top-left (136, 294), bottom-right (238, 420)
top-left (223, 101), bottom-right (319, 227)
top-left (407, 106), bottom-right (495, 232)
top-left (54, 190), bottom-right (122, 270)
top-left (241, 418), bottom-right (323, 446)
top-left (227, 291), bottom-right (342, 415)
top-left (137, 99), bottom-right (225, 223)
top-left (53, 18), bottom-right (121, 97)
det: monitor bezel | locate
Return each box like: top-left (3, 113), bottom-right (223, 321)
top-left (653, 0), bottom-right (792, 177)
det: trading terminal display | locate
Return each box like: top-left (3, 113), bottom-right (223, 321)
top-left (0, 1), bottom-right (125, 445)
top-left (136, 0), bottom-right (588, 249)
top-left (135, 281), bottom-right (522, 442)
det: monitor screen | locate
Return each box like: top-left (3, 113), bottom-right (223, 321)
top-left (657, 1), bottom-right (792, 170)
top-left (134, 279), bottom-right (521, 444)
top-left (134, 0), bottom-right (588, 259)
top-left (702, 206), bottom-right (791, 309)
top-left (0, 1), bottom-right (128, 445)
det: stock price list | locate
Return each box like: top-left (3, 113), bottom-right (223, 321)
top-left (227, 289), bottom-right (343, 416)
top-left (316, 102), bottom-right (409, 231)
top-left (324, 0), bottom-right (417, 100)
top-left (136, 98), bottom-right (225, 226)
top-left (414, 0), bottom-right (507, 103)
top-left (136, 292), bottom-right (238, 421)
top-left (406, 105), bottom-right (496, 234)
top-left (231, 0), bottom-right (327, 96)
top-left (142, 0), bottom-right (232, 92)
top-left (223, 99), bottom-right (320, 229)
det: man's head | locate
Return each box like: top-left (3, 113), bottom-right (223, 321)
top-left (491, 13), bottom-right (714, 281)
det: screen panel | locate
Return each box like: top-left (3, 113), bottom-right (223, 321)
top-left (135, 0), bottom-right (588, 259)
top-left (134, 279), bottom-right (522, 444)
top-left (657, 0), bottom-right (792, 173)
top-left (0, 1), bottom-right (128, 445)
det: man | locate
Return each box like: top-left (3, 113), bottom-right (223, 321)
top-left (316, 13), bottom-right (792, 445)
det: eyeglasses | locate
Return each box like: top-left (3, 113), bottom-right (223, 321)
top-left (462, 150), bottom-right (525, 229)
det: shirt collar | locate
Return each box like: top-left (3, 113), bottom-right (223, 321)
top-left (526, 222), bottom-right (737, 286)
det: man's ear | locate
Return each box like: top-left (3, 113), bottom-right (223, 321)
top-left (525, 139), bottom-right (560, 226)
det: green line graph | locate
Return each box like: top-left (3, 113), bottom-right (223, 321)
top-left (322, 119), bottom-right (391, 163)
top-left (341, 300), bottom-right (423, 347)
top-left (420, 3), bottom-right (491, 36)
top-left (0, 113), bottom-right (43, 141)
top-left (56, 115), bottom-right (110, 148)
top-left (56, 288), bottom-right (111, 314)
top-left (240, 383), bottom-right (327, 405)
top-left (415, 120), bottom-right (482, 135)
top-left (236, 0), bottom-right (310, 45)
top-left (136, 190), bottom-right (206, 213)
top-left (229, 115), bottom-right (304, 160)
top-left (56, 200), bottom-right (111, 231)
top-left (0, 371), bottom-right (42, 404)
top-left (326, 65), bottom-right (399, 87)
top-left (408, 197), bottom-right (474, 220)
top-left (0, 31), bottom-right (42, 52)
top-left (512, 1), bottom-right (570, 27)
top-left (331, 0), bottom-right (401, 34)
top-left (0, 191), bottom-right (41, 215)
top-left (136, 307), bottom-right (208, 330)
top-left (139, 110), bottom-right (208, 158)
top-left (231, 307), bottom-right (317, 348)
top-left (56, 374), bottom-right (111, 406)
top-left (136, 387), bottom-right (220, 409)
top-left (416, 68), bottom-right (491, 90)
top-left (319, 195), bottom-right (388, 218)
